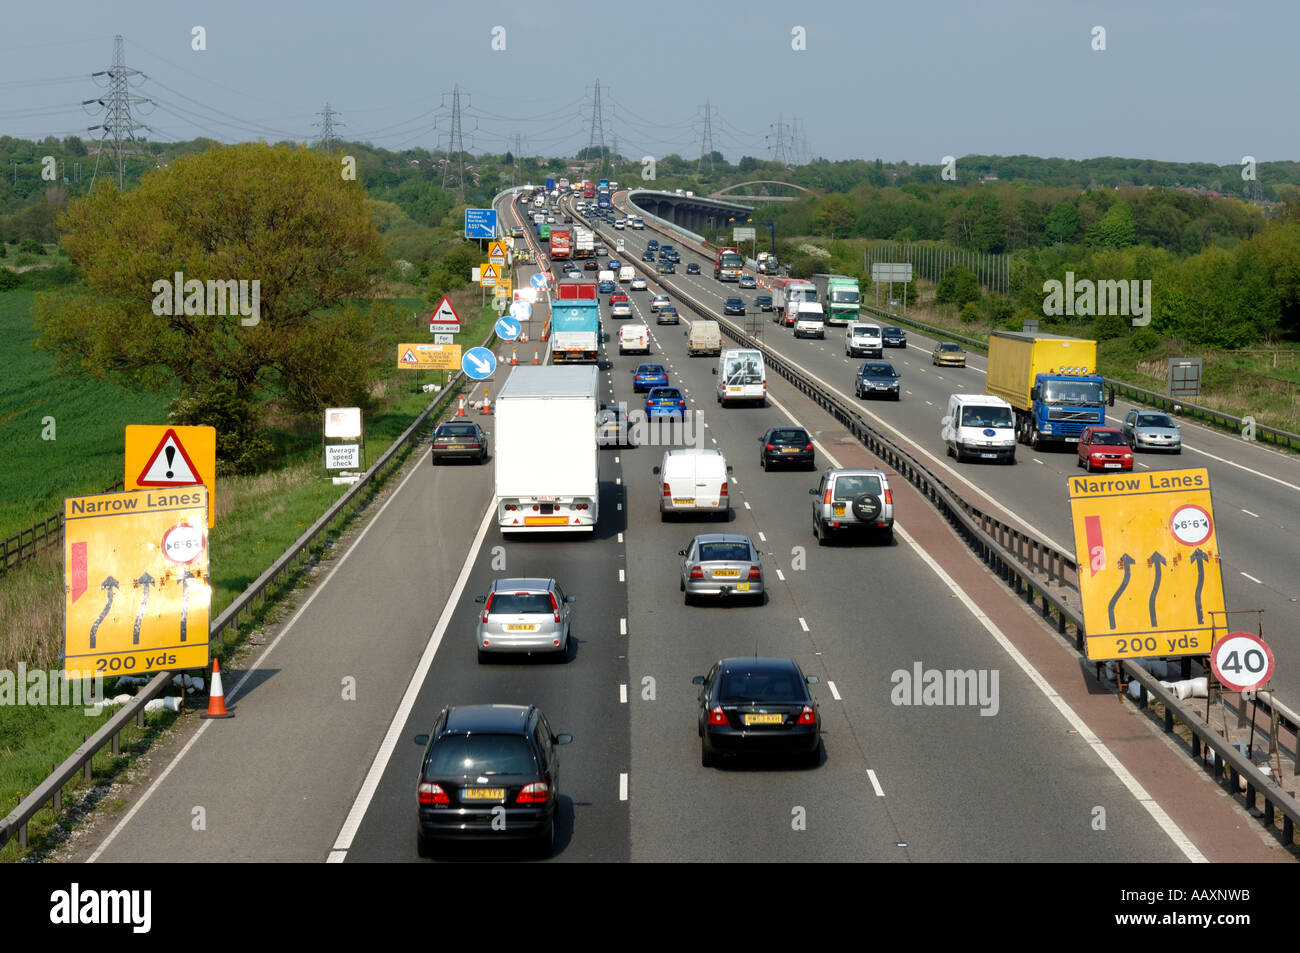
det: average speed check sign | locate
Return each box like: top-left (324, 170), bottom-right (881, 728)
top-left (1211, 632), bottom-right (1274, 693)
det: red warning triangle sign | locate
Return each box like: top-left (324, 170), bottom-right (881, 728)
top-left (136, 428), bottom-right (204, 486)
top-left (432, 295), bottom-right (461, 325)
top-left (400, 348), bottom-right (418, 364)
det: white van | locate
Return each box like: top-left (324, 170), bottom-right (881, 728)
top-left (686, 319), bottom-right (722, 357)
top-left (714, 349), bottom-right (767, 406)
top-left (942, 394), bottom-right (1017, 464)
top-left (846, 322), bottom-right (883, 358)
top-left (792, 302), bottom-right (826, 339)
top-left (598, 269), bottom-right (615, 285)
top-left (618, 265), bottom-right (635, 283)
top-left (653, 449), bottom-right (732, 520)
top-left (618, 323), bottom-right (650, 355)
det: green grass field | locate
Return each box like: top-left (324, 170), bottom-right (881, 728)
top-left (0, 291), bottom-right (176, 540)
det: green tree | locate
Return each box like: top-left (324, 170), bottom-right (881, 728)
top-left (33, 143), bottom-right (392, 473)
top-left (738, 156), bottom-right (758, 173)
top-left (1044, 201), bottom-right (1079, 244)
top-left (812, 194), bottom-right (854, 241)
top-left (935, 264), bottom-right (981, 307)
top-left (1087, 201), bottom-right (1136, 248)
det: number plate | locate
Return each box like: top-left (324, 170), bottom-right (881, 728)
top-left (736, 583), bottom-right (750, 591)
top-left (712, 569), bottom-right (740, 578)
top-left (672, 498), bottom-right (694, 505)
top-left (743, 713), bottom-right (782, 725)
top-left (981, 453), bottom-right (998, 459)
top-left (833, 504), bottom-right (846, 516)
top-left (1104, 462), bottom-right (1121, 468)
top-left (461, 788), bottom-right (505, 801)
top-left (782, 448), bottom-right (797, 453)
top-left (505, 624), bottom-right (537, 631)
top-left (728, 386), bottom-right (741, 393)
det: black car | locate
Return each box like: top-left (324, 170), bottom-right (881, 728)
top-left (686, 262), bottom-right (701, 275)
top-left (723, 297), bottom-right (745, 316)
top-left (694, 658), bottom-right (821, 768)
top-left (430, 421), bottom-right (489, 463)
top-left (854, 361), bottom-right (901, 401)
top-left (583, 259), bottom-right (599, 271)
top-left (642, 250), bottom-right (656, 262)
top-left (756, 294), bottom-right (773, 312)
top-left (759, 426), bottom-right (815, 470)
top-left (882, 326), bottom-right (907, 348)
top-left (415, 704), bottom-right (572, 857)
top-left (658, 261), bottom-right (676, 274)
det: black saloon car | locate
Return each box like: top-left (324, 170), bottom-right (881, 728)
top-left (882, 326), bottom-right (907, 348)
top-left (759, 426), bottom-right (815, 470)
top-left (430, 421), bottom-right (489, 463)
top-left (694, 658), bottom-right (821, 767)
top-left (415, 704), bottom-right (572, 857)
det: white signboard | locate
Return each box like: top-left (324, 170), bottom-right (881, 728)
top-left (434, 333), bottom-right (454, 344)
top-left (733, 227), bottom-right (756, 241)
top-left (325, 444), bottom-right (362, 470)
top-left (324, 407), bottom-right (362, 440)
top-left (872, 262), bottom-right (913, 282)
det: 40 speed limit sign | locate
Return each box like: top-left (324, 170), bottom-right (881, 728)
top-left (1211, 632), bottom-right (1274, 693)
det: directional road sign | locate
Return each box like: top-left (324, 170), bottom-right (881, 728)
top-left (63, 487), bottom-right (212, 679)
top-left (125, 425), bottom-right (216, 528)
top-left (397, 343), bottom-right (461, 370)
top-left (462, 346), bottom-right (496, 380)
top-left (465, 208), bottom-right (497, 240)
top-left (1068, 467), bottom-right (1226, 661)
top-left (509, 300), bottom-right (532, 322)
top-left (1211, 632), bottom-right (1274, 693)
top-left (530, 272), bottom-right (548, 290)
top-left (495, 316), bottom-right (521, 341)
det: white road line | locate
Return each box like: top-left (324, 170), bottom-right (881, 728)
top-left (1137, 461), bottom-right (1150, 469)
top-left (1241, 572), bottom-right (1263, 584)
top-left (1033, 458), bottom-right (1044, 465)
top-left (91, 449), bottom-right (463, 864)
top-left (758, 532), bottom-right (766, 542)
top-left (617, 502), bottom-right (623, 511)
top-left (620, 617), bottom-right (627, 635)
top-left (620, 684), bottom-right (628, 704)
top-left (1242, 509), bottom-right (1260, 518)
top-left (614, 456), bottom-right (620, 464)
top-left (616, 477), bottom-right (621, 485)
top-left (827, 680), bottom-right (842, 701)
top-left (619, 568), bottom-right (626, 582)
top-left (798, 617), bottom-right (809, 632)
top-left (867, 769), bottom-right (885, 797)
top-left (618, 532), bottom-right (624, 542)
top-left (776, 569), bottom-right (785, 581)
top-left (619, 773), bottom-right (628, 801)
top-left (326, 850), bottom-right (347, 863)
top-left (743, 501), bottom-right (751, 509)
top-left (1184, 442), bottom-right (1300, 494)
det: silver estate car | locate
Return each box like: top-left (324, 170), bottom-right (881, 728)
top-left (1122, 409), bottom-right (1182, 453)
top-left (680, 534), bottom-right (764, 605)
top-left (810, 468), bottom-right (894, 544)
top-left (474, 578), bottom-right (575, 663)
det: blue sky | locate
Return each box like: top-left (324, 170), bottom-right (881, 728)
top-left (1, 0), bottom-right (1294, 165)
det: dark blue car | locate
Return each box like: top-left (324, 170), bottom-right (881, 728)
top-left (646, 386), bottom-right (687, 418)
top-left (633, 363), bottom-right (670, 393)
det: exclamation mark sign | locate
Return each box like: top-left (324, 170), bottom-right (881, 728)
top-left (165, 445), bottom-right (176, 479)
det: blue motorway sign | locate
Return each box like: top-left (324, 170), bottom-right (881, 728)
top-left (529, 272), bottom-right (548, 290)
top-left (462, 346), bottom-right (497, 380)
top-left (495, 316), bottom-right (521, 341)
top-left (464, 208), bottom-right (498, 240)
top-left (509, 301), bottom-right (532, 322)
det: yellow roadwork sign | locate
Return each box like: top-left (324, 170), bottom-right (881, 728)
top-left (398, 343), bottom-right (461, 370)
top-left (1068, 468), bottom-right (1226, 661)
top-left (63, 487), bottom-right (211, 679)
top-left (125, 425), bottom-right (216, 528)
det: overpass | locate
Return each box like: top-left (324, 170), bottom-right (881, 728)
top-left (708, 180), bottom-right (812, 203)
top-left (625, 189), bottom-right (754, 238)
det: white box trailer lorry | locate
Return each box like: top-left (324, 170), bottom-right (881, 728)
top-left (494, 365), bottom-right (599, 534)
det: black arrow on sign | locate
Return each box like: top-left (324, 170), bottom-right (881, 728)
top-left (1190, 549), bottom-right (1210, 624)
top-left (1108, 554), bottom-right (1134, 630)
top-left (88, 576), bottom-right (118, 649)
top-left (133, 572), bottom-right (154, 645)
top-left (180, 569), bottom-right (195, 642)
top-left (1148, 552), bottom-right (1167, 627)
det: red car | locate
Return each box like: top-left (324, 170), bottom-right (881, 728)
top-left (1077, 426), bottom-right (1134, 472)
top-left (609, 292), bottom-right (628, 306)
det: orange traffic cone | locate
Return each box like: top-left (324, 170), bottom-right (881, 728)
top-left (481, 389), bottom-right (491, 414)
top-left (456, 395), bottom-right (466, 417)
top-left (533, 349), bottom-right (540, 364)
top-left (511, 348), bottom-right (518, 366)
top-left (200, 658), bottom-right (233, 719)
top-left (521, 330), bottom-right (528, 343)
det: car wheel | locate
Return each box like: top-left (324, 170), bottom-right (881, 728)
top-left (477, 648), bottom-right (491, 665)
top-left (417, 831), bottom-right (435, 859)
top-left (430, 451), bottom-right (438, 466)
top-left (814, 518), bottom-right (827, 546)
top-left (803, 745), bottom-right (821, 768)
top-left (680, 576), bottom-right (685, 592)
top-left (683, 591), bottom-right (694, 606)
top-left (701, 740), bottom-right (716, 768)
top-left (479, 449), bottom-right (488, 464)
top-left (533, 819), bottom-right (555, 859)
top-left (760, 454), bottom-right (767, 471)
top-left (1173, 447), bottom-right (1181, 455)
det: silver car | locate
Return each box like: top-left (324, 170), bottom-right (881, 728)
top-left (1122, 409), bottom-right (1182, 453)
top-left (680, 534), bottom-right (764, 605)
top-left (809, 468), bottom-right (894, 545)
top-left (474, 578), bottom-right (575, 663)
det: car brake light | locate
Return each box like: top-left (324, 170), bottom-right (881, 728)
top-left (765, 443), bottom-right (775, 451)
top-left (708, 706), bottom-right (727, 726)
top-left (748, 565), bottom-right (761, 580)
top-left (720, 482), bottom-right (728, 497)
top-left (796, 706), bottom-right (816, 725)
top-left (805, 443), bottom-right (814, 451)
top-left (481, 593), bottom-right (493, 623)
top-left (550, 592), bottom-right (561, 623)
top-left (823, 488), bottom-right (832, 504)
top-left (690, 567), bottom-right (704, 580)
top-left (884, 489), bottom-right (892, 505)
top-left (663, 482), bottom-right (671, 497)
top-left (418, 782), bottom-right (449, 805)
top-left (516, 781), bottom-right (548, 804)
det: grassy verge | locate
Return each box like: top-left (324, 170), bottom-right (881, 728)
top-left (0, 294), bottom-right (499, 860)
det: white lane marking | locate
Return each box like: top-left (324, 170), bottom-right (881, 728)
top-left (614, 456), bottom-right (620, 464)
top-left (620, 684), bottom-right (628, 704)
top-left (744, 501), bottom-right (751, 510)
top-left (619, 569), bottom-right (626, 582)
top-left (619, 773), bottom-right (628, 801)
top-left (1241, 572), bottom-right (1263, 584)
top-left (1033, 458), bottom-right (1044, 465)
top-left (620, 617), bottom-right (627, 635)
top-left (712, 437), bottom-right (718, 444)
top-left (616, 477), bottom-right (621, 485)
top-left (798, 617), bottom-right (809, 632)
top-left (1138, 461), bottom-right (1150, 469)
top-left (776, 569), bottom-right (785, 581)
top-left (1183, 442), bottom-right (1300, 494)
top-left (618, 532), bottom-right (624, 542)
top-left (867, 769), bottom-right (885, 797)
top-left (758, 532), bottom-right (766, 542)
top-left (92, 448), bottom-right (460, 863)
top-left (326, 850), bottom-right (347, 863)
top-left (1241, 509), bottom-right (1260, 518)
top-left (925, 400), bottom-right (933, 406)
top-left (827, 680), bottom-right (842, 701)
top-left (617, 503), bottom-right (623, 511)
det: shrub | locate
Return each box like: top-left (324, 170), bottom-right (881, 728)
top-left (18, 238), bottom-right (46, 255)
top-left (1093, 312), bottom-right (1128, 340)
top-left (1130, 327), bottom-right (1160, 354)
top-left (960, 302), bottom-right (981, 324)
top-left (0, 268), bottom-right (19, 291)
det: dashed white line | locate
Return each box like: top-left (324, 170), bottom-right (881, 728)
top-left (775, 569), bottom-right (785, 581)
top-left (798, 617), bottom-right (809, 632)
top-left (619, 773), bottom-right (628, 801)
top-left (620, 617), bottom-right (627, 635)
top-left (1241, 572), bottom-right (1263, 584)
top-left (618, 532), bottom-right (624, 542)
top-left (619, 569), bottom-right (626, 582)
top-left (1242, 509), bottom-right (1260, 518)
top-left (743, 501), bottom-right (751, 509)
top-left (620, 684), bottom-right (628, 704)
top-left (1033, 458), bottom-right (1044, 465)
top-left (867, 769), bottom-right (885, 797)
top-left (616, 477), bottom-right (621, 485)
top-left (758, 532), bottom-right (766, 542)
top-left (827, 680), bottom-right (841, 701)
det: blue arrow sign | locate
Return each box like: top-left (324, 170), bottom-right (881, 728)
top-left (495, 316), bottom-right (521, 341)
top-left (463, 347), bottom-right (497, 380)
top-left (464, 208), bottom-right (498, 240)
top-left (530, 272), bottom-right (548, 290)
top-left (509, 301), bottom-right (532, 322)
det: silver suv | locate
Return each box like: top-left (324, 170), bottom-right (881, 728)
top-left (809, 468), bottom-right (894, 544)
top-left (474, 578), bottom-right (575, 663)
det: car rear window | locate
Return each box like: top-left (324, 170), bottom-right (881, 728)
top-left (489, 592), bottom-right (553, 615)
top-left (1090, 431), bottom-right (1127, 446)
top-left (718, 670), bottom-right (802, 704)
top-left (439, 424), bottom-right (478, 436)
top-left (770, 430), bottom-right (808, 445)
top-left (638, 365), bottom-right (665, 374)
top-left (1137, 414), bottom-right (1174, 427)
top-left (427, 735), bottom-right (537, 776)
top-left (831, 475), bottom-right (882, 499)
top-left (862, 364), bottom-right (896, 377)
top-left (698, 542), bottom-right (752, 562)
